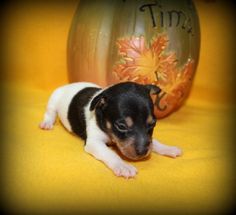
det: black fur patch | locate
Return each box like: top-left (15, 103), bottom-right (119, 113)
top-left (67, 87), bottom-right (101, 140)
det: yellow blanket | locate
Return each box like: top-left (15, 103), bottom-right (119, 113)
top-left (2, 1), bottom-right (235, 214)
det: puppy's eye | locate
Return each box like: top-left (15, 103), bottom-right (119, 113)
top-left (114, 122), bottom-right (128, 133)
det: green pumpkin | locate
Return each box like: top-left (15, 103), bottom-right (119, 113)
top-left (67, 0), bottom-right (200, 118)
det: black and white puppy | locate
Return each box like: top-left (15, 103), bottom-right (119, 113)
top-left (40, 82), bottom-right (182, 178)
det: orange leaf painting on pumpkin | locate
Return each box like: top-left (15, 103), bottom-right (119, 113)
top-left (113, 34), bottom-right (194, 118)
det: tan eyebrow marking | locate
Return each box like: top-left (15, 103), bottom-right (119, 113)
top-left (147, 115), bottom-right (154, 124)
top-left (106, 121), bottom-right (112, 129)
top-left (125, 117), bottom-right (133, 128)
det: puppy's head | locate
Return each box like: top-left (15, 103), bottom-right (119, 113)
top-left (90, 82), bottom-right (161, 160)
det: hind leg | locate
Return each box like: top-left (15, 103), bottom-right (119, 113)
top-left (39, 87), bottom-right (63, 130)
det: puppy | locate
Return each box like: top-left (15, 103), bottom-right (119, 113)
top-left (40, 82), bottom-right (182, 178)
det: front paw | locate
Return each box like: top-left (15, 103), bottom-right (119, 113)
top-left (112, 162), bottom-right (137, 179)
top-left (158, 146), bottom-right (182, 158)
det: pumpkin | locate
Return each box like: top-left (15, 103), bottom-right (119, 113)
top-left (67, 0), bottom-right (200, 118)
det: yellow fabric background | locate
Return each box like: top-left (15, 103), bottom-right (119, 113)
top-left (1, 1), bottom-right (235, 214)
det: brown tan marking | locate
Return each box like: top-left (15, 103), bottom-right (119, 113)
top-left (125, 116), bottom-right (133, 128)
top-left (106, 121), bottom-right (112, 130)
top-left (113, 136), bottom-right (137, 159)
top-left (147, 115), bottom-right (154, 124)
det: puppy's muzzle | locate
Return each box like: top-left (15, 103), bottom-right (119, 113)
top-left (117, 139), bottom-right (152, 161)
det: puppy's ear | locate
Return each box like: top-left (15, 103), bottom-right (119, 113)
top-left (90, 93), bottom-right (107, 111)
top-left (145, 84), bottom-right (162, 95)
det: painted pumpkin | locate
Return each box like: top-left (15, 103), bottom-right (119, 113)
top-left (67, 0), bottom-right (200, 118)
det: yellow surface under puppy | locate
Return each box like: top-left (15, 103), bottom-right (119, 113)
top-left (1, 1), bottom-right (235, 214)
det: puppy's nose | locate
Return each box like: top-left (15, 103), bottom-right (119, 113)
top-left (136, 145), bottom-right (149, 156)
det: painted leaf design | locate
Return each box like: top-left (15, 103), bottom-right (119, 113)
top-left (155, 59), bottom-right (194, 113)
top-left (113, 34), bottom-right (194, 116)
top-left (114, 35), bottom-right (176, 84)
